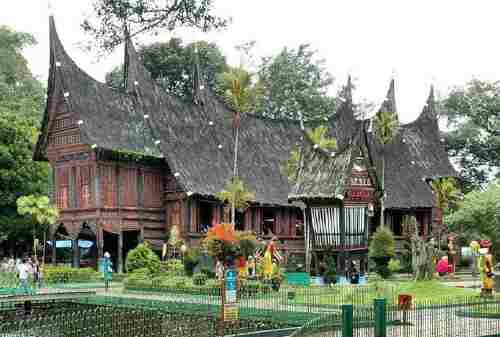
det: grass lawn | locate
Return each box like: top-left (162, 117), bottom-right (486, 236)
top-left (286, 280), bottom-right (488, 306)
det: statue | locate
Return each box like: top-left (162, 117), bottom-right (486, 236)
top-left (470, 240), bottom-right (480, 277)
top-left (479, 240), bottom-right (494, 297)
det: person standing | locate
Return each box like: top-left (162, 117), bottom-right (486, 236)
top-left (102, 252), bottom-right (113, 292)
top-left (17, 259), bottom-right (30, 294)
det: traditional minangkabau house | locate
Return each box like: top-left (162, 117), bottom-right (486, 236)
top-left (34, 16), bottom-right (456, 273)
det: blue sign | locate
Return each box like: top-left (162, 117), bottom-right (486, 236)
top-left (225, 268), bottom-right (238, 304)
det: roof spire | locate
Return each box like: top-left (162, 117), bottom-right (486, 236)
top-left (379, 78), bottom-right (397, 116)
top-left (419, 85), bottom-right (437, 121)
top-left (192, 41), bottom-right (206, 105)
top-left (48, 0), bottom-right (54, 16)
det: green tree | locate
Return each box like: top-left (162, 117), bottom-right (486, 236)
top-left (446, 181), bottom-right (500, 259)
top-left (216, 67), bottom-right (260, 225)
top-left (0, 26), bottom-right (49, 255)
top-left (256, 44), bottom-right (336, 120)
top-left (82, 0), bottom-right (229, 52)
top-left (0, 26), bottom-right (45, 124)
top-left (374, 110), bottom-right (399, 227)
top-left (16, 195), bottom-right (59, 264)
top-left (369, 226), bottom-right (396, 279)
top-left (443, 79), bottom-right (500, 191)
top-left (216, 178), bottom-right (255, 225)
top-left (106, 38), bottom-right (228, 100)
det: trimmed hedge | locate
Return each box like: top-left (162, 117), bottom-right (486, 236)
top-left (43, 266), bottom-right (101, 284)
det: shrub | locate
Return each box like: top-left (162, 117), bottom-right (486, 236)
top-left (43, 266), bottom-right (100, 284)
top-left (369, 227), bottom-right (396, 258)
top-left (183, 248), bottom-right (200, 277)
top-left (164, 259), bottom-right (184, 276)
top-left (388, 258), bottom-right (402, 273)
top-left (323, 255), bottom-right (337, 284)
top-left (125, 243), bottom-right (161, 274)
top-left (193, 272), bottom-right (208, 286)
top-left (369, 227), bottom-right (396, 279)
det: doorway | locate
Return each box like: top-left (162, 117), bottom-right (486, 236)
top-left (123, 230), bottom-right (140, 271)
top-left (103, 230), bottom-right (118, 271)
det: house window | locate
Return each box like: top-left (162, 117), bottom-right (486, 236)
top-left (198, 201), bottom-right (212, 233)
top-left (262, 208), bottom-right (275, 236)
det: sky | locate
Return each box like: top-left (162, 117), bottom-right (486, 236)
top-left (3, 0), bottom-right (500, 123)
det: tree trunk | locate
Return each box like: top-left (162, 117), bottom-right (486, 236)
top-left (231, 126), bottom-right (239, 226)
top-left (42, 228), bottom-right (47, 267)
top-left (380, 151), bottom-right (385, 227)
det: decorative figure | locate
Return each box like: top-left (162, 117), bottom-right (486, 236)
top-left (263, 241), bottom-right (274, 279)
top-left (479, 240), bottom-right (494, 297)
top-left (470, 240), bottom-right (481, 278)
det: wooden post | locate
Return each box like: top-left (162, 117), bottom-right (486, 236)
top-left (118, 231), bottom-right (123, 273)
top-left (72, 238), bottom-right (80, 268)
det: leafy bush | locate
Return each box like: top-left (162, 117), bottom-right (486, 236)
top-left (164, 259), bottom-right (184, 276)
top-left (369, 227), bottom-right (396, 279)
top-left (125, 243), bottom-right (161, 274)
top-left (369, 227), bottom-right (396, 258)
top-left (183, 248), bottom-right (200, 277)
top-left (388, 258), bottom-right (402, 273)
top-left (43, 266), bottom-right (100, 284)
top-left (323, 255), bottom-right (337, 284)
top-left (193, 272), bottom-right (208, 286)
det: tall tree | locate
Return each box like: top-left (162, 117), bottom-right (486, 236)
top-left (256, 44), bottom-right (336, 120)
top-left (106, 38), bottom-right (228, 100)
top-left (374, 110), bottom-right (399, 227)
top-left (0, 27), bottom-right (49, 255)
top-left (83, 0), bottom-right (229, 52)
top-left (443, 79), bottom-right (500, 191)
top-left (17, 195), bottom-right (59, 264)
top-left (0, 26), bottom-right (45, 124)
top-left (216, 66), bottom-right (258, 225)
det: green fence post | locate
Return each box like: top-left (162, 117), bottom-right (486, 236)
top-left (374, 298), bottom-right (386, 337)
top-left (342, 304), bottom-right (353, 337)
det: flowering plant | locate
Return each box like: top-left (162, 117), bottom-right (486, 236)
top-left (203, 223), bottom-right (241, 266)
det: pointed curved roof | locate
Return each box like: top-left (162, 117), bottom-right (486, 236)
top-left (35, 17), bottom-right (456, 208)
top-left (366, 83), bottom-right (457, 209)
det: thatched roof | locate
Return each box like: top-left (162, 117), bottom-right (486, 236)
top-left (365, 84), bottom-right (458, 209)
top-left (35, 16), bottom-right (456, 209)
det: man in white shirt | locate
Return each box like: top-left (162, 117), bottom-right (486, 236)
top-left (17, 259), bottom-right (30, 294)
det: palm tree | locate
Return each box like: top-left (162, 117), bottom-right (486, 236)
top-left (374, 110), bottom-right (399, 227)
top-left (217, 67), bottom-right (258, 225)
top-left (431, 177), bottom-right (461, 248)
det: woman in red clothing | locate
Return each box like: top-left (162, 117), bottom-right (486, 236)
top-left (436, 256), bottom-right (449, 277)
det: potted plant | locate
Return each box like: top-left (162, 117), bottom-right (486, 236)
top-left (369, 227), bottom-right (396, 279)
top-left (323, 255), bottom-right (337, 285)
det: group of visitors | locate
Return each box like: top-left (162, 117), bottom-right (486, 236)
top-left (1, 256), bottom-right (42, 293)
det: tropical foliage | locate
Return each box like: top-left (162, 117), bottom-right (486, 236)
top-left (431, 177), bottom-right (461, 212)
top-left (216, 178), bottom-right (255, 212)
top-left (82, 0), bottom-right (229, 51)
top-left (106, 38), bottom-right (228, 100)
top-left (442, 79), bottom-right (500, 190)
top-left (216, 66), bottom-right (261, 113)
top-left (0, 26), bottom-right (49, 254)
top-left (256, 44), bottom-right (336, 120)
top-left (446, 181), bottom-right (500, 259)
